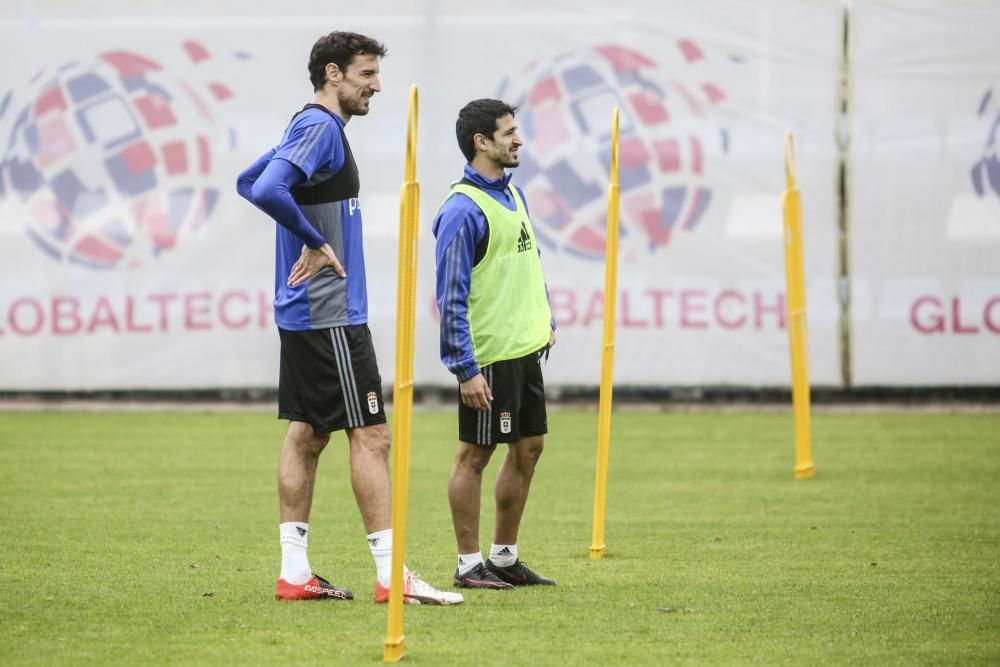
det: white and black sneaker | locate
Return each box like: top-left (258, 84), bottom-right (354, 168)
top-left (375, 571), bottom-right (464, 605)
top-left (485, 559), bottom-right (556, 586)
top-left (453, 562), bottom-right (516, 589)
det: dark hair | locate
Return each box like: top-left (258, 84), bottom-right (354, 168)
top-left (456, 98), bottom-right (518, 162)
top-left (308, 31), bottom-right (387, 91)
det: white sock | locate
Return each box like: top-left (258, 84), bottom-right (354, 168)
top-left (489, 543), bottom-right (518, 567)
top-left (368, 529), bottom-right (393, 587)
top-left (457, 552), bottom-right (484, 576)
top-left (279, 522), bottom-right (312, 584)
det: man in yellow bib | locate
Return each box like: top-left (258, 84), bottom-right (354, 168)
top-left (432, 99), bottom-right (557, 590)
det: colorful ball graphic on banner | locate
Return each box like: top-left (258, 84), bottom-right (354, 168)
top-left (972, 86), bottom-right (1000, 202)
top-left (0, 42), bottom-right (235, 268)
top-left (498, 42), bottom-right (730, 261)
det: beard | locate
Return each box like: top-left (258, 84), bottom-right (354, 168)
top-left (339, 93), bottom-right (371, 117)
top-left (491, 147), bottom-right (518, 168)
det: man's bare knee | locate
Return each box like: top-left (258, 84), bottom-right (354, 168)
top-left (287, 422), bottom-right (330, 457)
top-left (348, 423), bottom-right (391, 459)
top-left (510, 437), bottom-right (544, 470)
top-left (454, 442), bottom-right (495, 475)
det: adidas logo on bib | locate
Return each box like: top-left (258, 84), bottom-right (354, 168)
top-left (367, 391), bottom-right (379, 415)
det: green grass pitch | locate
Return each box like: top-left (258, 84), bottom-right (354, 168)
top-left (1, 409), bottom-right (998, 665)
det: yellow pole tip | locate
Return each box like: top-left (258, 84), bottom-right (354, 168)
top-left (589, 546), bottom-right (606, 560)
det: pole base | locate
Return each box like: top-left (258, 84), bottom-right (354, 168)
top-left (383, 637), bottom-right (405, 663)
top-left (589, 545), bottom-right (606, 560)
top-left (794, 463), bottom-right (815, 480)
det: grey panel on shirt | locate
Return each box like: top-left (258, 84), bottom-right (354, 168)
top-left (300, 201), bottom-right (348, 327)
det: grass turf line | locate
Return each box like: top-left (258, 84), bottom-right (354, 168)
top-left (0, 411), bottom-right (998, 665)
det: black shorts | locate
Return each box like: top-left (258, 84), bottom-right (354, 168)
top-left (459, 350), bottom-right (548, 446)
top-left (278, 324), bottom-right (387, 434)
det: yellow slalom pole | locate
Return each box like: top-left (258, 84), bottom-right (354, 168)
top-left (590, 108), bottom-right (621, 560)
top-left (384, 85), bottom-right (419, 663)
top-left (781, 132), bottom-right (815, 480)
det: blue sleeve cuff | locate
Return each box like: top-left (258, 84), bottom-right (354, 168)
top-left (454, 364), bottom-right (481, 383)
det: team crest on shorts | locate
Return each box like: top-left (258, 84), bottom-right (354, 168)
top-left (367, 391), bottom-right (379, 415)
top-left (500, 411), bottom-right (512, 434)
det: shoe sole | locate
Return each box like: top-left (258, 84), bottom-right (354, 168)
top-left (488, 574), bottom-right (556, 586)
top-left (501, 580), bottom-right (556, 586)
top-left (485, 565), bottom-right (556, 586)
top-left (452, 579), bottom-right (516, 590)
top-left (374, 586), bottom-right (464, 605)
top-left (407, 595), bottom-right (464, 605)
top-left (376, 595), bottom-right (463, 605)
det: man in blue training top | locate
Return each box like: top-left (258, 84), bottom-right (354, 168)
top-left (432, 99), bottom-right (558, 590)
top-left (236, 31), bottom-right (460, 606)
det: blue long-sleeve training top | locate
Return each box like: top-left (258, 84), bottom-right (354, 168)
top-left (236, 105), bottom-right (369, 330)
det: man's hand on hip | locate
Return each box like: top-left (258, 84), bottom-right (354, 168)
top-left (288, 243), bottom-right (346, 286)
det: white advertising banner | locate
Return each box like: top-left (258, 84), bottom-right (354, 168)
top-left (7, 1), bottom-right (982, 391)
top-left (849, 0), bottom-right (1000, 385)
